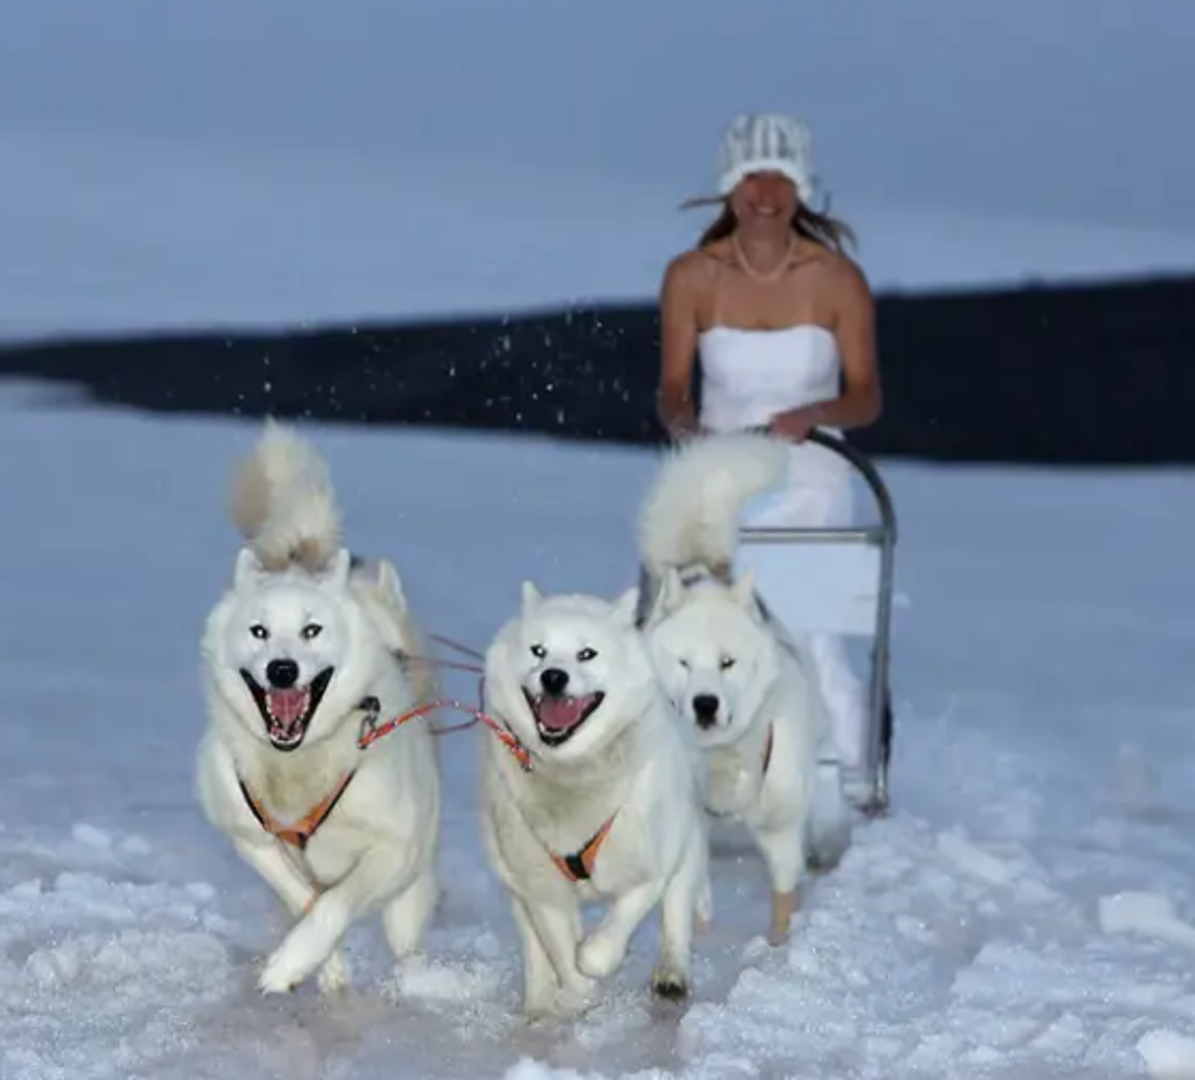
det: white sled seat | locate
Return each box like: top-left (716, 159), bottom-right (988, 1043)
top-left (738, 525), bottom-right (885, 637)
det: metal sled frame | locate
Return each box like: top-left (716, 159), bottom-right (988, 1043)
top-left (738, 428), bottom-right (897, 817)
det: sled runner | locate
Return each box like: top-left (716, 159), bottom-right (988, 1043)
top-left (737, 428), bottom-right (898, 818)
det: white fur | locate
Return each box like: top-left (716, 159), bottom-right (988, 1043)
top-left (231, 416), bottom-right (342, 572)
top-left (478, 582), bottom-right (712, 1018)
top-left (196, 420), bottom-right (441, 995)
top-left (638, 430), bottom-right (790, 579)
top-left (637, 433), bottom-right (852, 944)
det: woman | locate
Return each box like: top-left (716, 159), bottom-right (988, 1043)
top-left (654, 112), bottom-right (883, 777)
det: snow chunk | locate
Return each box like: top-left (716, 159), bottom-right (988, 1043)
top-left (1138, 1029), bottom-right (1195, 1077)
top-left (935, 828), bottom-right (1019, 886)
top-left (1099, 892), bottom-right (1195, 948)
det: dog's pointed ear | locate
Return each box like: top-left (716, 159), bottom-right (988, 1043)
top-left (649, 566), bottom-right (686, 621)
top-left (521, 580), bottom-right (543, 612)
top-left (730, 566), bottom-right (757, 607)
top-left (611, 586), bottom-right (640, 628)
top-left (375, 558), bottom-right (408, 613)
top-left (318, 546), bottom-right (353, 589)
top-left (233, 547), bottom-right (266, 589)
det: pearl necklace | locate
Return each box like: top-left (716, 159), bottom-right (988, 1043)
top-left (731, 231), bottom-right (799, 282)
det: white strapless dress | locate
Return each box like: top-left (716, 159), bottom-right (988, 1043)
top-left (697, 323), bottom-right (869, 769)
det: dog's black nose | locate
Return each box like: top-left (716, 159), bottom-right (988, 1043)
top-left (266, 658), bottom-right (300, 689)
top-left (692, 693), bottom-right (720, 728)
top-left (539, 667), bottom-right (570, 696)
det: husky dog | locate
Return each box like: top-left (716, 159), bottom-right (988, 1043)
top-left (196, 420), bottom-right (441, 995)
top-left (636, 432), bottom-right (852, 946)
top-left (479, 582), bottom-right (711, 1018)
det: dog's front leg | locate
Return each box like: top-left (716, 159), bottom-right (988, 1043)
top-left (516, 894), bottom-right (596, 1016)
top-left (508, 893), bottom-right (562, 1018)
top-left (232, 836), bottom-right (355, 996)
top-left (232, 835), bottom-right (318, 914)
top-left (653, 829), bottom-right (709, 1000)
top-left (258, 841), bottom-right (418, 995)
top-left (577, 880), bottom-right (664, 981)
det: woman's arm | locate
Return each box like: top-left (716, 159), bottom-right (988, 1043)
top-left (769, 256), bottom-right (883, 439)
top-left (817, 256), bottom-right (882, 428)
top-left (656, 253), bottom-right (703, 439)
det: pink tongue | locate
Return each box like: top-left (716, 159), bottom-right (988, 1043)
top-left (536, 695), bottom-right (592, 732)
top-left (268, 689), bottom-right (308, 725)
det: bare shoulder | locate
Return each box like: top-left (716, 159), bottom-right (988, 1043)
top-left (660, 247), bottom-right (719, 307)
top-left (819, 248), bottom-right (874, 306)
top-left (662, 247), bottom-right (718, 288)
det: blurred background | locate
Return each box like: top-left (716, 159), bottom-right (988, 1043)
top-left (2, 0), bottom-right (1194, 462)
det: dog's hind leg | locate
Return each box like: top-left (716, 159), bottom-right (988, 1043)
top-left (753, 823), bottom-right (805, 947)
top-left (381, 862), bottom-right (438, 963)
top-left (805, 755), bottom-right (853, 873)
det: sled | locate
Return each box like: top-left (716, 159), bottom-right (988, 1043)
top-left (737, 428), bottom-right (898, 818)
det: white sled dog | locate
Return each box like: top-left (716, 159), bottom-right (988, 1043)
top-left (479, 582), bottom-right (712, 1018)
top-left (636, 432), bottom-right (853, 946)
top-left (196, 420), bottom-right (441, 995)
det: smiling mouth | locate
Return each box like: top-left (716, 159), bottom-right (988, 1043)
top-left (523, 689), bottom-right (605, 747)
top-left (239, 666), bottom-right (335, 751)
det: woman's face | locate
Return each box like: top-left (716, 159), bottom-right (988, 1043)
top-left (728, 171), bottom-right (798, 231)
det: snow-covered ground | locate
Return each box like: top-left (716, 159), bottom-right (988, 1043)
top-left (2, 384), bottom-right (1194, 1079)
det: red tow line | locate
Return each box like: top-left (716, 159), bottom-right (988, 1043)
top-left (355, 633), bottom-right (532, 771)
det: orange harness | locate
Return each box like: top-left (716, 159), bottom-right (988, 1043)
top-left (235, 689), bottom-right (528, 855)
top-left (237, 771), bottom-right (356, 851)
top-left (549, 814), bottom-right (617, 883)
top-left (542, 727), bottom-right (775, 883)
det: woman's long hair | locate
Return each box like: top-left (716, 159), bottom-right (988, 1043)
top-left (690, 197), bottom-right (857, 254)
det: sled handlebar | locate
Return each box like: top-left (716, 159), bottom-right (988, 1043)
top-left (673, 424), bottom-right (899, 815)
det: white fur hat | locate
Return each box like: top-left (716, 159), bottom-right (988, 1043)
top-left (715, 113), bottom-right (818, 203)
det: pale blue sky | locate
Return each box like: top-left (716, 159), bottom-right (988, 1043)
top-left (2, 0), bottom-right (1189, 233)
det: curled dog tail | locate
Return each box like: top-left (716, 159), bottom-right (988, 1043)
top-left (638, 432), bottom-right (790, 577)
top-left (228, 418), bottom-right (342, 573)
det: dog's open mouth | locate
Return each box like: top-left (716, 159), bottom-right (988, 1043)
top-left (240, 666), bottom-right (335, 751)
top-left (523, 689), bottom-right (605, 747)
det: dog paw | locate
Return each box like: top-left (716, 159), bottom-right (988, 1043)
top-left (766, 887), bottom-right (798, 947)
top-left (522, 998), bottom-right (570, 1024)
top-left (317, 951), bottom-right (351, 996)
top-left (766, 923), bottom-right (791, 948)
top-left (521, 995), bottom-right (556, 1022)
top-left (521, 1007), bottom-right (556, 1026)
top-left (576, 932), bottom-right (625, 981)
top-left (521, 977), bottom-right (596, 1023)
top-left (258, 958), bottom-right (300, 996)
top-left (650, 966), bottom-right (690, 1001)
top-left (557, 978), bottom-right (600, 1019)
top-left (258, 937), bottom-right (322, 995)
